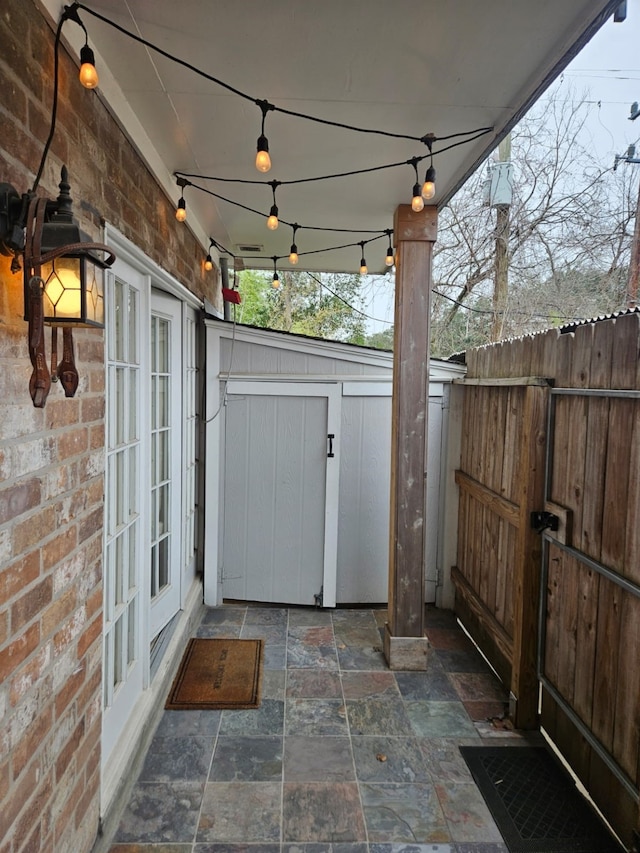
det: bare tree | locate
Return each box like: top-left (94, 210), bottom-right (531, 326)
top-left (430, 87), bottom-right (637, 356)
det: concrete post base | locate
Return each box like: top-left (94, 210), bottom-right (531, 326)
top-left (383, 623), bottom-right (431, 670)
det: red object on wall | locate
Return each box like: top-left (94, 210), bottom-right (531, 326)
top-left (222, 288), bottom-right (241, 303)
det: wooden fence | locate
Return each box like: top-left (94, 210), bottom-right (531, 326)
top-left (454, 313), bottom-right (640, 848)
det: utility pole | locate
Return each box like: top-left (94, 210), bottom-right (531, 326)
top-left (491, 134), bottom-right (512, 340)
top-left (626, 102), bottom-right (640, 309)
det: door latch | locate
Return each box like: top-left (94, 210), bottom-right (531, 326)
top-left (327, 434), bottom-right (335, 458)
top-left (530, 511), bottom-right (559, 534)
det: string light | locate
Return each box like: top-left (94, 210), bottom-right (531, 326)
top-left (289, 224), bottom-right (299, 265)
top-left (79, 41), bottom-right (99, 88)
top-left (266, 181), bottom-right (280, 230)
top-left (384, 230), bottom-right (394, 267)
top-left (421, 134), bottom-right (436, 200)
top-left (67, 2), bottom-right (496, 261)
top-left (255, 100), bottom-right (274, 173)
top-left (359, 242), bottom-right (368, 275)
top-left (175, 177), bottom-right (189, 221)
top-left (409, 159), bottom-right (424, 212)
top-left (271, 256), bottom-right (280, 288)
top-left (204, 239), bottom-right (214, 270)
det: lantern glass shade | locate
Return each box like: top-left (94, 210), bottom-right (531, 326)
top-left (41, 254), bottom-right (105, 327)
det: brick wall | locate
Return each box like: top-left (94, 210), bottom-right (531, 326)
top-left (0, 1), bottom-right (218, 850)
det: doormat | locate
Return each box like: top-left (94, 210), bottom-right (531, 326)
top-left (166, 638), bottom-right (263, 710)
top-left (459, 746), bottom-right (622, 853)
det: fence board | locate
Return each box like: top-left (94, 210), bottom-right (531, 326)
top-left (612, 594), bottom-right (640, 782)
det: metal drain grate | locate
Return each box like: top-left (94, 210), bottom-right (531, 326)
top-left (460, 746), bottom-right (622, 853)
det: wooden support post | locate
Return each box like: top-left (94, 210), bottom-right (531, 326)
top-left (510, 384), bottom-right (549, 728)
top-left (384, 204), bottom-right (437, 670)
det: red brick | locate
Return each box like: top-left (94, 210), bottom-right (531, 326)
top-left (55, 657), bottom-right (86, 717)
top-left (76, 663), bottom-right (101, 714)
top-left (78, 507), bottom-right (103, 544)
top-left (10, 576), bottom-right (53, 632)
top-left (42, 587), bottom-right (77, 638)
top-left (56, 427), bottom-right (89, 462)
top-left (85, 587), bottom-right (102, 621)
top-left (12, 704), bottom-right (52, 778)
top-left (20, 822), bottom-right (43, 853)
top-left (42, 526), bottom-right (77, 572)
top-left (0, 550), bottom-right (40, 601)
top-left (89, 423), bottom-right (105, 450)
top-left (75, 717), bottom-right (100, 781)
top-left (9, 642), bottom-right (51, 706)
top-left (55, 719), bottom-right (84, 782)
top-left (80, 394), bottom-right (105, 424)
top-left (46, 398), bottom-right (81, 429)
top-left (12, 506), bottom-right (56, 554)
top-left (0, 757), bottom-right (9, 802)
top-left (0, 478), bottom-right (41, 524)
top-left (0, 757), bottom-right (39, 840)
top-left (76, 613), bottom-right (101, 659)
top-left (53, 607), bottom-right (86, 654)
top-left (75, 336), bottom-right (104, 365)
top-left (0, 623), bottom-right (39, 681)
top-left (84, 477), bottom-right (104, 508)
top-left (0, 610), bottom-right (7, 645)
top-left (74, 765), bottom-right (99, 829)
top-left (13, 769), bottom-right (53, 853)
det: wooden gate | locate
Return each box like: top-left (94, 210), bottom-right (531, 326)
top-left (538, 319), bottom-right (640, 849)
top-left (454, 315), bottom-right (640, 848)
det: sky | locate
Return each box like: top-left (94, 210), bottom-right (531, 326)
top-left (361, 0), bottom-right (640, 334)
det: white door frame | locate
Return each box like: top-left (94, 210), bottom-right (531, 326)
top-left (222, 380), bottom-right (341, 608)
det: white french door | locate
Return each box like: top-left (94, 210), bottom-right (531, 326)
top-left (102, 245), bottom-right (196, 790)
top-left (149, 291), bottom-right (182, 637)
top-left (103, 262), bottom-right (147, 766)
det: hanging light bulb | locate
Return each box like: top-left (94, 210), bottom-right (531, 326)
top-left (409, 158), bottom-right (424, 211)
top-left (384, 230), bottom-right (394, 266)
top-left (175, 196), bottom-right (187, 222)
top-left (79, 43), bottom-right (99, 89)
top-left (411, 183), bottom-right (424, 212)
top-left (267, 204), bottom-right (279, 230)
top-left (175, 177), bottom-right (188, 222)
top-left (359, 242), bottom-right (368, 275)
top-left (422, 165), bottom-right (436, 200)
top-left (421, 133), bottom-right (436, 200)
top-left (271, 256), bottom-right (280, 288)
top-left (255, 100), bottom-right (274, 173)
top-left (256, 136), bottom-right (271, 173)
top-left (289, 224), bottom-right (299, 264)
top-left (266, 181), bottom-right (280, 230)
top-left (205, 239), bottom-right (216, 270)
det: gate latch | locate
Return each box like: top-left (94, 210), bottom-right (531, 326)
top-left (530, 511), bottom-right (559, 534)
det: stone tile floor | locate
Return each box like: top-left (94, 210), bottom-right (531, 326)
top-left (108, 605), bottom-right (543, 853)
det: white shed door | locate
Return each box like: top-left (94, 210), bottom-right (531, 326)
top-left (222, 382), bottom-right (340, 607)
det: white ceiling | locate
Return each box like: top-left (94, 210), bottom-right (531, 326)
top-left (48, 0), bottom-right (621, 273)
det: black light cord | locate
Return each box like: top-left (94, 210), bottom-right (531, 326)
top-left (211, 231), bottom-right (388, 265)
top-left (186, 179), bottom-right (387, 235)
top-left (71, 2), bottom-right (492, 148)
top-left (31, 13), bottom-right (65, 192)
top-left (174, 127), bottom-right (494, 190)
